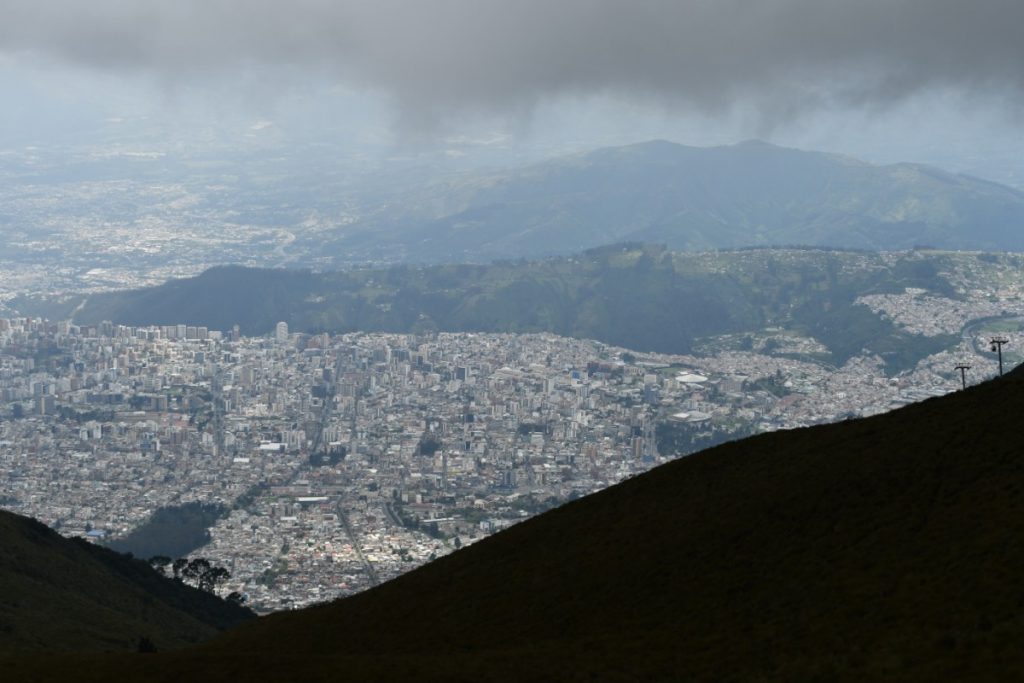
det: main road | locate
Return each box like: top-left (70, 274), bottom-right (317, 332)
top-left (961, 315), bottom-right (1022, 357)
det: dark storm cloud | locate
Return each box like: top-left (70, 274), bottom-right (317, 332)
top-left (2, 0), bottom-right (1023, 121)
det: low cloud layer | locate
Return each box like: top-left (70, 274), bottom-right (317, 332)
top-left (3, 0), bottom-right (1023, 124)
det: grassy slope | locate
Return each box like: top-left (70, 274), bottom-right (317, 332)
top-left (59, 247), bottom-right (960, 371)
top-left (0, 511), bottom-right (253, 654)
top-left (11, 367), bottom-right (1024, 680)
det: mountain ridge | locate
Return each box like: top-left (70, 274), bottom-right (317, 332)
top-left (20, 246), bottom-right (968, 374)
top-left (317, 139), bottom-right (1024, 261)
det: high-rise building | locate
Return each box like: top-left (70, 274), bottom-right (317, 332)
top-left (36, 394), bottom-right (56, 416)
top-left (275, 321), bottom-right (289, 343)
top-left (632, 436), bottom-right (645, 461)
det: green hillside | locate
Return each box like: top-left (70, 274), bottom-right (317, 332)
top-left (36, 246), bottom-right (968, 373)
top-left (0, 510), bottom-right (253, 654)
top-left (315, 140), bottom-right (1024, 261)
top-left (9, 359), bottom-right (1024, 680)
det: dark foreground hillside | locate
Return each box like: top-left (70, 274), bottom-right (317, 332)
top-left (9, 368), bottom-right (1024, 680)
top-left (0, 511), bottom-right (253, 654)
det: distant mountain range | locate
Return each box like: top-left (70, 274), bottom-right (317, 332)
top-left (23, 245), bottom-right (978, 373)
top-left (12, 354), bottom-right (1024, 680)
top-left (0, 510), bottom-right (253, 654)
top-left (312, 140), bottom-right (1024, 262)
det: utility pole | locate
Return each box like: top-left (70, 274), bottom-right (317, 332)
top-left (990, 337), bottom-right (1009, 376)
top-left (955, 363), bottom-right (971, 391)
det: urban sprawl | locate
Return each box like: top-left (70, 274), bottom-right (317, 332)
top-left (0, 291), bottom-right (1019, 612)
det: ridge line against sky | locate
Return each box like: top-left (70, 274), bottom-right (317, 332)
top-left (2, 1), bottom-right (1023, 189)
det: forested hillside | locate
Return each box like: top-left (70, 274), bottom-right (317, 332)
top-left (45, 246), bottom-right (966, 373)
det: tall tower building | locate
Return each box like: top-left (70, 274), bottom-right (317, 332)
top-left (275, 321), bottom-right (289, 343)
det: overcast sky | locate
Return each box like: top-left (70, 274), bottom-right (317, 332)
top-left (1, 0), bottom-right (1022, 181)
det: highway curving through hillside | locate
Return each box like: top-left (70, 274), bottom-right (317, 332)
top-left (961, 315), bottom-right (1022, 356)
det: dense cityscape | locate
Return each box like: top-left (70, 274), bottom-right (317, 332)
top-left (2, 261), bottom-right (1021, 611)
